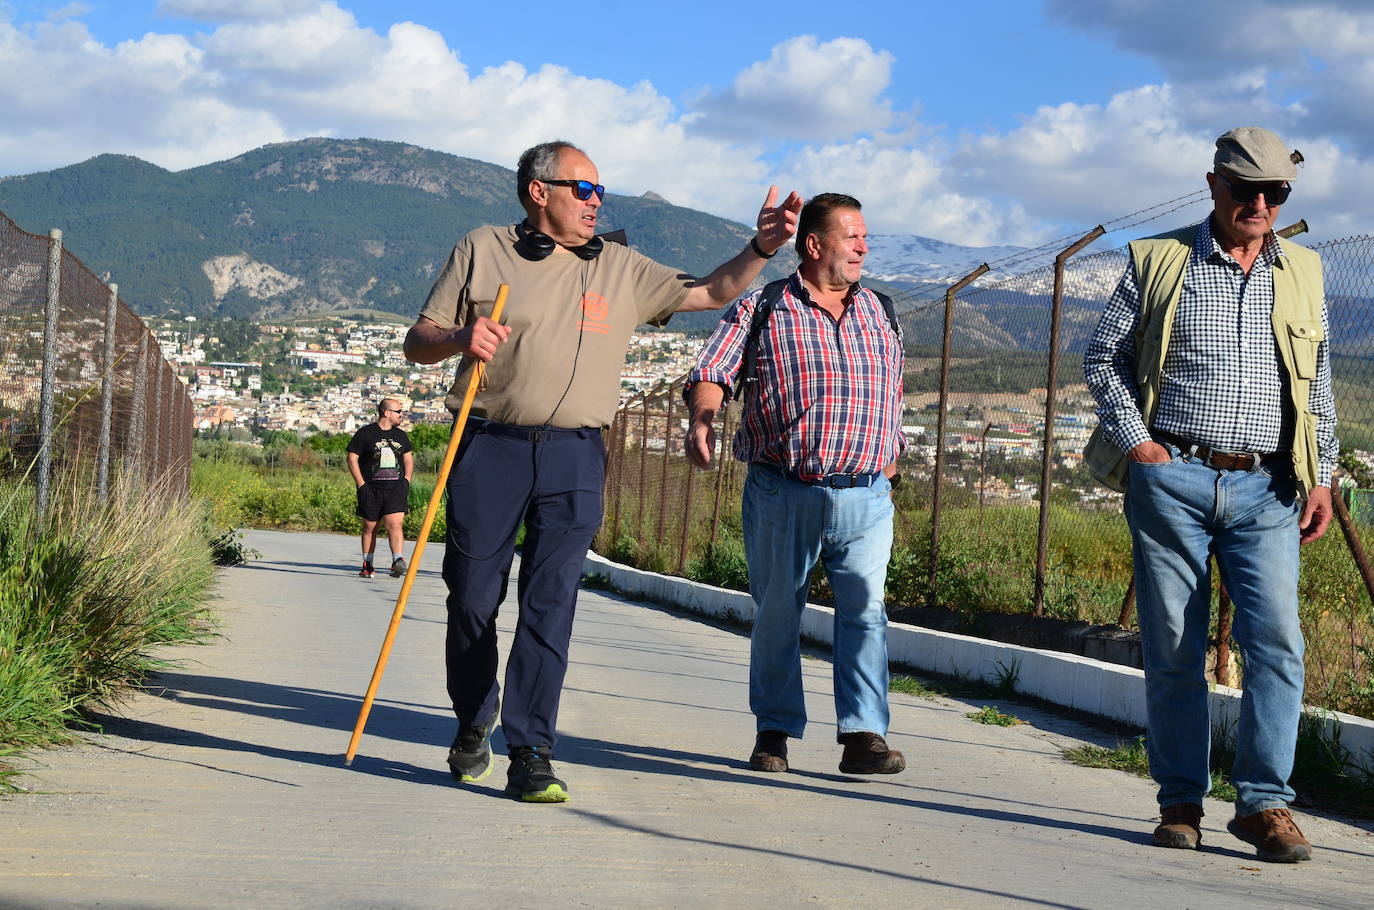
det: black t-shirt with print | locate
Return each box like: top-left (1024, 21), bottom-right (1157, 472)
top-left (346, 423), bottom-right (412, 483)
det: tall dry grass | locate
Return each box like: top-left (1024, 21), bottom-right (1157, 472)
top-left (0, 467), bottom-right (216, 785)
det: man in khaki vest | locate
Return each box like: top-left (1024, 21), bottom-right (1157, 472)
top-left (1083, 127), bottom-right (1336, 862)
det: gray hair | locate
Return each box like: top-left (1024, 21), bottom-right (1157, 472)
top-left (516, 141), bottom-right (584, 207)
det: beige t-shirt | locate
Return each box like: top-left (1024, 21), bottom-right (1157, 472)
top-left (419, 225), bottom-right (692, 427)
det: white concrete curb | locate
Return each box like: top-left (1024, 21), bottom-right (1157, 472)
top-left (584, 551), bottom-right (1374, 769)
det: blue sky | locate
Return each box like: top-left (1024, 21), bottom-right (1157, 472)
top-left (3, 1), bottom-right (1371, 245)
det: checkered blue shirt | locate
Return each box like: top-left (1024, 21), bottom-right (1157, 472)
top-left (1084, 218), bottom-right (1337, 486)
top-left (686, 272), bottom-right (905, 480)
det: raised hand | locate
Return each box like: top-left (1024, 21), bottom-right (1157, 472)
top-left (755, 186), bottom-right (802, 256)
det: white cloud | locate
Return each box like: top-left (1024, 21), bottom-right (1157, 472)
top-left (1047, 0), bottom-right (1374, 154)
top-left (770, 137), bottom-right (1041, 247)
top-left (46, 3), bottom-right (91, 21)
top-left (0, 18), bottom-right (290, 172)
top-left (2, 1), bottom-right (1371, 250)
top-left (687, 36), bottom-right (895, 143)
top-left (157, 0), bottom-right (322, 21)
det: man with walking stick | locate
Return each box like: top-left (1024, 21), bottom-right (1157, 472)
top-left (1084, 127), bottom-right (1336, 861)
top-left (404, 140), bottom-right (800, 802)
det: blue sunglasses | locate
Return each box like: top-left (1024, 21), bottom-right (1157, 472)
top-left (540, 178), bottom-right (605, 201)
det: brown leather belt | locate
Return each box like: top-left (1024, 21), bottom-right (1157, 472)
top-left (1153, 429), bottom-right (1272, 472)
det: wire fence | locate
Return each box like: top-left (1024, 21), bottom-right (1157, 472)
top-left (596, 221), bottom-right (1374, 716)
top-left (0, 210), bottom-right (193, 512)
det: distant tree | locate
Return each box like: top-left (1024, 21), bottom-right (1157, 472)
top-left (407, 422), bottom-right (450, 450)
top-left (307, 432), bottom-right (350, 454)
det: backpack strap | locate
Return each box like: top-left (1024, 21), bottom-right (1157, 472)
top-left (873, 289), bottom-right (900, 340)
top-left (736, 277), bottom-right (791, 402)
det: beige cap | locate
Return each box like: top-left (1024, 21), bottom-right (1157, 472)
top-left (1214, 127), bottom-right (1299, 181)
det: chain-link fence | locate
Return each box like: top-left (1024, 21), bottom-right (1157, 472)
top-left (0, 210), bottom-right (192, 511)
top-left (596, 221), bottom-right (1374, 715)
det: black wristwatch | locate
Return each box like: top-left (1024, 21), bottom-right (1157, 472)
top-left (888, 473), bottom-right (903, 490)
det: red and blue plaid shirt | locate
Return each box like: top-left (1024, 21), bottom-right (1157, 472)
top-left (686, 272), bottom-right (906, 481)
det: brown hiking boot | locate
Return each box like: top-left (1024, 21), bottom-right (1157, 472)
top-left (749, 730), bottom-right (788, 772)
top-left (1153, 803), bottom-right (1203, 849)
top-left (1227, 807), bottom-right (1313, 863)
top-left (838, 732), bottom-right (905, 775)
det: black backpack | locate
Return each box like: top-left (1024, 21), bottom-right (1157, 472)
top-left (737, 277), bottom-right (900, 401)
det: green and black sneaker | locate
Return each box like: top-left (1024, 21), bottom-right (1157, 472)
top-left (447, 715), bottom-right (497, 783)
top-left (504, 746), bottom-right (569, 803)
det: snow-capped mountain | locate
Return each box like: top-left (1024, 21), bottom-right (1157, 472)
top-left (863, 234), bottom-right (1028, 288)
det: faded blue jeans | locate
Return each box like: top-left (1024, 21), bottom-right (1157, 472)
top-left (1125, 442), bottom-right (1304, 816)
top-left (742, 463), bottom-right (894, 740)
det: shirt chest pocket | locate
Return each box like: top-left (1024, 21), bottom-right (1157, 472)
top-left (1286, 321), bottom-right (1323, 379)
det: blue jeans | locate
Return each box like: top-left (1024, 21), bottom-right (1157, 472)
top-left (1125, 443), bottom-right (1304, 815)
top-left (742, 463), bottom-right (894, 739)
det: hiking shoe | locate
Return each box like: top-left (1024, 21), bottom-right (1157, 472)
top-left (447, 715), bottom-right (497, 783)
top-left (505, 746), bottom-right (569, 803)
top-left (389, 556), bottom-right (407, 578)
top-left (1228, 807), bottom-right (1313, 862)
top-left (838, 732), bottom-right (906, 775)
top-left (749, 730), bottom-right (789, 772)
top-left (358, 563), bottom-right (374, 578)
top-left (1153, 803), bottom-right (1203, 849)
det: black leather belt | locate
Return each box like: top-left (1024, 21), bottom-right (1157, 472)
top-left (757, 462), bottom-right (882, 488)
top-left (468, 417), bottom-right (599, 442)
top-left (1153, 429), bottom-right (1280, 472)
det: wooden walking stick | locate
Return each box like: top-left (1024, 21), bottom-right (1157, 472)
top-left (344, 284), bottom-right (509, 766)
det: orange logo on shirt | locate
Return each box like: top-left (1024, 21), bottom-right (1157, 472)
top-left (579, 293), bottom-right (610, 334)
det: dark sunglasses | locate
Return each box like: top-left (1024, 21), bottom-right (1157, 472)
top-left (1214, 171), bottom-right (1291, 206)
top-left (540, 178), bottom-right (606, 201)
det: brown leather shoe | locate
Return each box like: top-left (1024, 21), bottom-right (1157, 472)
top-left (749, 730), bottom-right (788, 772)
top-left (1153, 803), bottom-right (1203, 849)
top-left (1227, 807), bottom-right (1313, 862)
top-left (837, 732), bottom-right (905, 774)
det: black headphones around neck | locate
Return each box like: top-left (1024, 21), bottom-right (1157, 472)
top-left (516, 219), bottom-right (603, 261)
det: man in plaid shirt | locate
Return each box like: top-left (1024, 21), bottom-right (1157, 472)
top-left (1084, 127), bottom-right (1336, 863)
top-left (684, 193), bottom-right (907, 776)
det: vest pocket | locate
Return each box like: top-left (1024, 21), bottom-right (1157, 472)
top-left (1286, 321), bottom-right (1322, 379)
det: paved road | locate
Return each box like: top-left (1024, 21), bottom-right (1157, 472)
top-left (2, 529), bottom-right (1372, 909)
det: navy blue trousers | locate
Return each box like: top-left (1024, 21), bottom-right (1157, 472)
top-left (442, 419), bottom-right (604, 750)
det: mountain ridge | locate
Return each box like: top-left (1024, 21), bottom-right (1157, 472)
top-left (0, 138), bottom-right (1018, 329)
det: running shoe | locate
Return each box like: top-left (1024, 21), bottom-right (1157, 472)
top-left (504, 746), bottom-right (569, 803)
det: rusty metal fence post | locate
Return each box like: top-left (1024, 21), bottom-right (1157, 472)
top-left (678, 450), bottom-right (694, 574)
top-left (709, 406), bottom-right (733, 551)
top-left (637, 386), bottom-right (652, 543)
top-left (608, 409), bottom-right (626, 545)
top-left (928, 262), bottom-right (989, 599)
top-left (36, 229), bottom-right (63, 523)
top-left (1333, 477), bottom-right (1374, 607)
top-left (97, 282), bottom-right (118, 500)
top-left (656, 391), bottom-right (674, 546)
top-left (152, 356), bottom-right (164, 481)
top-left (1033, 226), bottom-right (1104, 616)
top-left (130, 333), bottom-right (148, 476)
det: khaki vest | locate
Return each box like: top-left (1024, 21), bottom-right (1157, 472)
top-left (1084, 224), bottom-right (1326, 496)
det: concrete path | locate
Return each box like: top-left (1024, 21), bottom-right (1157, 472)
top-left (2, 529), bottom-right (1372, 909)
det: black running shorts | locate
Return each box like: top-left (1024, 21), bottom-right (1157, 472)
top-left (356, 479), bottom-right (409, 521)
